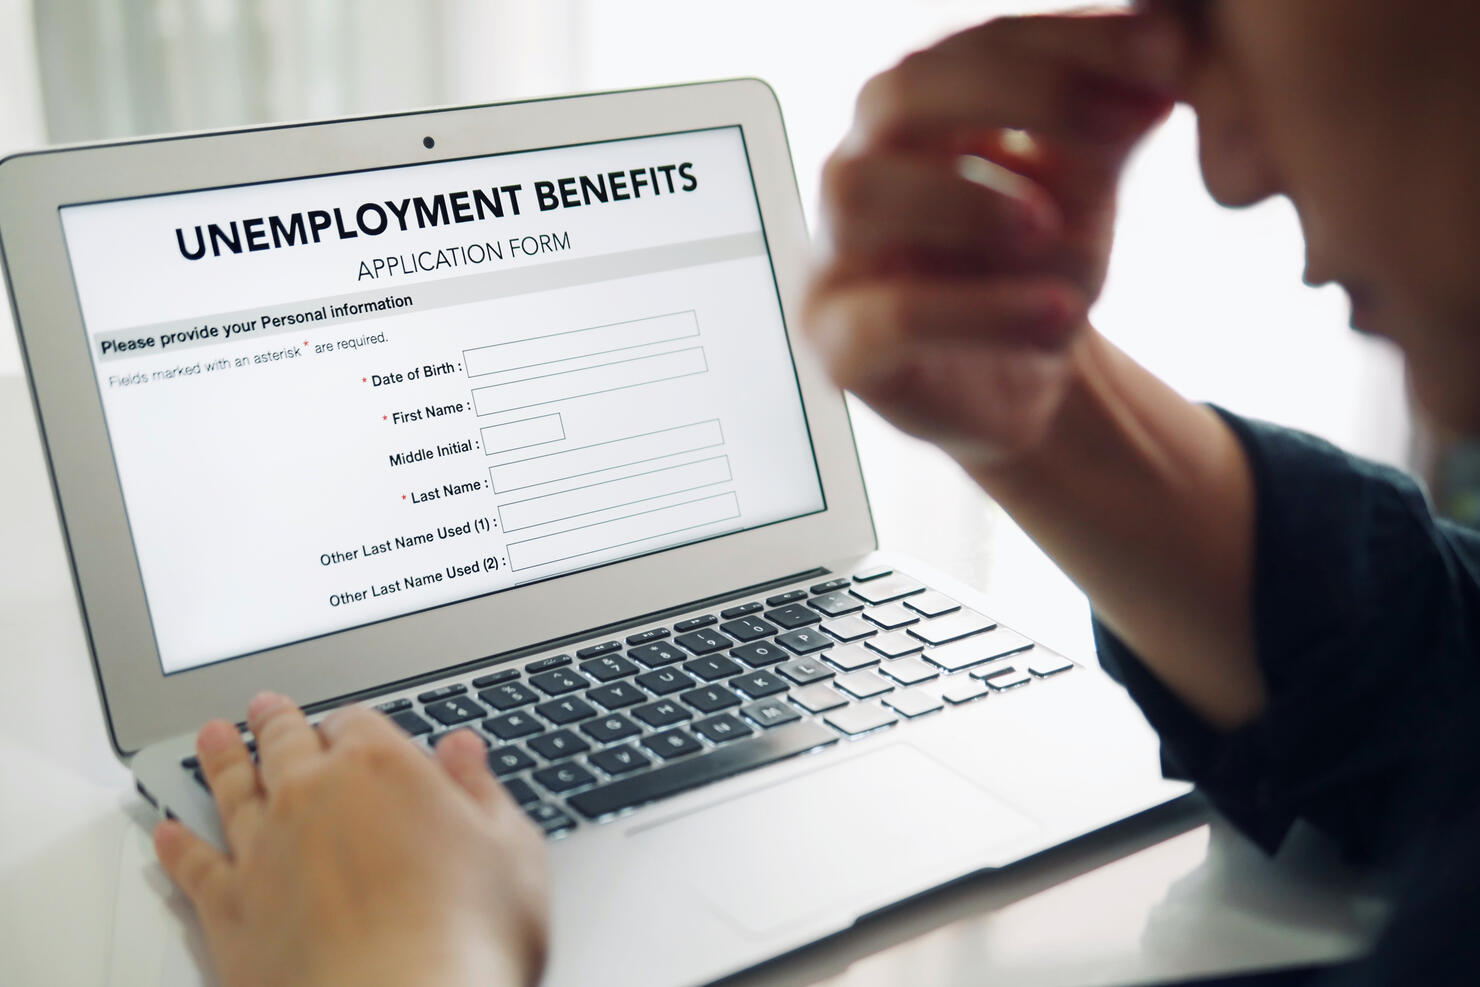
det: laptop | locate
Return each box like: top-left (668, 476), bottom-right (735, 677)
top-left (0, 79), bottom-right (1189, 987)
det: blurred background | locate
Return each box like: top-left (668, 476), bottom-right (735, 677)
top-left (4, 0), bottom-right (1471, 653)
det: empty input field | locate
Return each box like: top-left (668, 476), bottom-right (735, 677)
top-left (498, 455), bottom-right (733, 532)
top-left (471, 347), bottom-right (707, 417)
top-left (488, 419), bottom-right (723, 494)
top-left (464, 310), bottom-right (699, 378)
top-left (480, 414), bottom-right (565, 455)
top-left (507, 491), bottom-right (742, 571)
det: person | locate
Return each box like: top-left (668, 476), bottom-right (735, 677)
top-left (155, 2), bottom-right (1480, 983)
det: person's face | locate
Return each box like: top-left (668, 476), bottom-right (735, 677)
top-left (1146, 0), bottom-right (1480, 432)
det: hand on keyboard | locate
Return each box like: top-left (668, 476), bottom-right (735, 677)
top-left (153, 692), bottom-right (548, 987)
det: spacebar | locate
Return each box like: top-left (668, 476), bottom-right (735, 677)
top-left (567, 721), bottom-right (838, 820)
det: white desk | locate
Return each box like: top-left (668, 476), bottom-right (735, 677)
top-left (0, 371), bottom-right (1384, 986)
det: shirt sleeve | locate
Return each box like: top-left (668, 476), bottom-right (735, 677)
top-left (1093, 406), bottom-right (1480, 863)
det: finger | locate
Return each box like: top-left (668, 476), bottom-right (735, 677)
top-left (819, 150), bottom-right (1061, 269)
top-left (939, 11), bottom-right (1185, 92)
top-left (803, 276), bottom-right (1087, 393)
top-left (154, 819), bottom-right (231, 915)
top-left (194, 718), bottom-right (263, 852)
top-left (319, 702), bottom-right (410, 751)
top-left (247, 692), bottom-right (324, 792)
top-left (434, 729), bottom-right (511, 814)
top-left (854, 14), bottom-right (1179, 152)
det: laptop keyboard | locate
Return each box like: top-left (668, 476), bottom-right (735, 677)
top-left (182, 567), bottom-right (1075, 838)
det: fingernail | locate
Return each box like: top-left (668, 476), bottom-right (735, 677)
top-left (196, 719), bottom-right (238, 754)
top-left (247, 691), bottom-right (287, 725)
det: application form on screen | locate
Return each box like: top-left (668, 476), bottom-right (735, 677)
top-left (59, 126), bottom-right (824, 674)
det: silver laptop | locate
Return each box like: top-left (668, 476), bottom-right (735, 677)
top-left (0, 79), bottom-right (1188, 987)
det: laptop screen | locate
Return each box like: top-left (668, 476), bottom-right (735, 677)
top-left (57, 125), bottom-right (825, 675)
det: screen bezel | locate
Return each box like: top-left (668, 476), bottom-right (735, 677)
top-left (0, 80), bottom-right (876, 755)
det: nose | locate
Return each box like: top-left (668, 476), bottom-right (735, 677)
top-left (1184, 59), bottom-right (1283, 208)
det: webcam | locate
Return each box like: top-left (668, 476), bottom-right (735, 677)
top-left (423, 136), bottom-right (435, 149)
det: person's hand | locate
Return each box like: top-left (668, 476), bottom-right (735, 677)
top-left (803, 11), bottom-right (1184, 471)
top-left (153, 693), bottom-right (548, 987)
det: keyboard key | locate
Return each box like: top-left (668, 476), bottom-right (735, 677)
top-left (625, 627), bottom-right (670, 646)
top-left (487, 745), bottom-right (536, 776)
top-left (587, 681), bottom-right (646, 709)
top-left (883, 688), bottom-right (944, 718)
top-left (529, 668), bottom-right (592, 696)
top-left (643, 728), bottom-right (703, 760)
top-left (528, 729), bottom-right (590, 760)
top-left (719, 615), bottom-right (777, 643)
top-left (984, 668), bottom-right (1032, 690)
top-left (852, 575), bottom-right (925, 605)
top-left (778, 658), bottom-right (835, 685)
top-left (636, 667), bottom-right (697, 696)
top-left (526, 653), bottom-right (574, 673)
top-left (575, 641), bottom-right (621, 659)
top-left (776, 628), bottom-right (832, 655)
top-left (820, 615), bottom-right (876, 642)
top-left (533, 762), bottom-right (597, 794)
top-left (479, 681), bottom-right (539, 711)
top-left (501, 777), bottom-right (541, 806)
top-left (766, 589), bottom-right (808, 606)
top-left (417, 683), bottom-right (467, 703)
top-left (673, 614), bottom-right (717, 632)
top-left (374, 698), bottom-right (411, 714)
top-left (810, 590), bottom-right (865, 617)
top-left (629, 642), bottom-right (686, 668)
top-left (580, 713), bottom-right (641, 744)
top-left (789, 682), bottom-right (847, 713)
top-left (924, 628), bottom-right (1032, 672)
top-left (471, 668), bottom-right (520, 689)
top-left (765, 603), bottom-right (822, 629)
top-left (731, 641), bottom-right (788, 667)
top-left (824, 701), bottom-right (900, 736)
top-left (852, 565), bottom-right (892, 582)
top-left (720, 601), bottom-right (763, 619)
top-left (482, 711), bottom-right (544, 741)
top-left (694, 713), bottom-right (754, 744)
top-left (580, 654), bottom-right (639, 683)
top-left (675, 628), bottom-right (735, 655)
top-left (903, 592), bottom-right (960, 617)
top-left (810, 577), bottom-right (852, 594)
top-left (908, 610), bottom-right (997, 646)
top-left (824, 643), bottom-right (880, 672)
top-left (568, 721), bottom-right (837, 820)
top-left (390, 710), bottom-right (434, 736)
top-left (940, 676), bottom-right (989, 704)
top-left (863, 603), bottom-right (919, 629)
top-left (867, 631), bottom-right (924, 659)
top-left (835, 670), bottom-right (893, 699)
top-left (632, 700), bottom-right (692, 728)
top-left (589, 744), bottom-right (651, 777)
top-left (479, 680), bottom-right (538, 710)
top-left (742, 697), bottom-right (803, 728)
top-left (879, 657), bottom-right (938, 687)
top-left (525, 802), bottom-right (578, 835)
top-left (535, 696), bottom-right (597, 725)
top-left (729, 669), bottom-right (788, 699)
top-left (680, 685), bottom-right (742, 714)
top-left (423, 696), bottom-right (486, 726)
top-left (684, 655), bottom-right (743, 681)
top-left (1028, 655), bottom-right (1075, 677)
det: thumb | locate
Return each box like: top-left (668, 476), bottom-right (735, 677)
top-left (154, 819), bottom-right (232, 915)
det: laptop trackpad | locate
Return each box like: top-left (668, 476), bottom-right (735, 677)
top-left (628, 742), bottom-right (1039, 936)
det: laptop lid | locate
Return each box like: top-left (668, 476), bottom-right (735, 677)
top-left (0, 80), bottom-right (875, 755)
